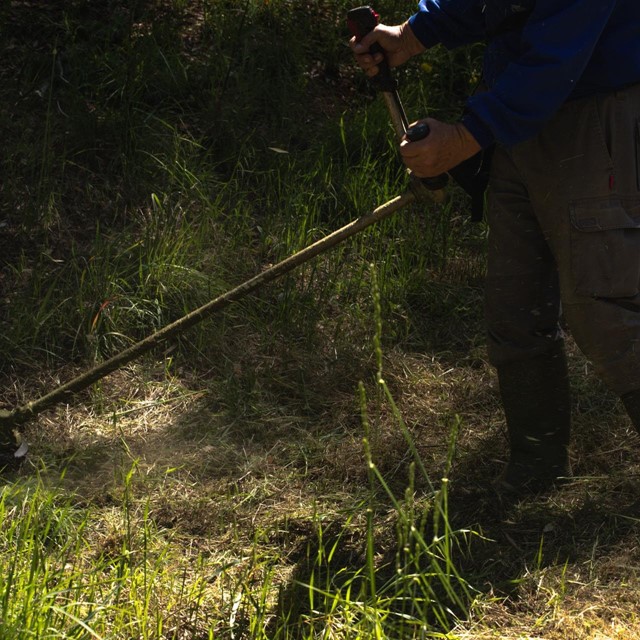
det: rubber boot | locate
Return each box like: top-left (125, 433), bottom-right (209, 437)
top-left (621, 390), bottom-right (640, 432)
top-left (495, 344), bottom-right (572, 496)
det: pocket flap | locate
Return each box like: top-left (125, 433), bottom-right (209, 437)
top-left (570, 197), bottom-right (640, 231)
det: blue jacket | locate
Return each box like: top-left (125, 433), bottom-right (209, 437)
top-left (408, 0), bottom-right (640, 147)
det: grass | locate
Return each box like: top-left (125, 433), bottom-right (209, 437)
top-left (0, 381), bottom-right (475, 639)
top-left (2, 0), bottom-right (640, 638)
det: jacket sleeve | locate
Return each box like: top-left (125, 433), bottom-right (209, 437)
top-left (463, 0), bottom-right (619, 147)
top-left (408, 0), bottom-right (486, 50)
top-left (410, 0), bottom-right (620, 148)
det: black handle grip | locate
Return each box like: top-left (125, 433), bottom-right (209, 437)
top-left (347, 6), bottom-right (395, 92)
top-left (405, 122), bottom-right (431, 142)
top-left (405, 123), bottom-right (449, 191)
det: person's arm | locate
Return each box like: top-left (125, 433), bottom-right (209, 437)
top-left (350, 21), bottom-right (425, 78)
top-left (350, 0), bottom-right (485, 77)
top-left (463, 0), bottom-right (619, 147)
top-left (408, 0), bottom-right (487, 50)
top-left (400, 118), bottom-right (481, 178)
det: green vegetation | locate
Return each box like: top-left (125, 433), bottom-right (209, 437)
top-left (1, 1), bottom-right (639, 638)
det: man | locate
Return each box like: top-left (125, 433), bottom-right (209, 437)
top-left (351, 1), bottom-right (640, 494)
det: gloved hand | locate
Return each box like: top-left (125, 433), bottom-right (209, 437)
top-left (400, 118), bottom-right (482, 177)
top-left (349, 21), bottom-right (425, 76)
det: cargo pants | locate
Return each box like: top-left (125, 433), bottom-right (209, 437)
top-left (485, 83), bottom-right (640, 396)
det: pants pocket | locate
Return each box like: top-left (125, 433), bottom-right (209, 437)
top-left (570, 196), bottom-right (640, 297)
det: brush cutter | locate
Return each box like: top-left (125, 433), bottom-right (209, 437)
top-left (347, 6), bottom-right (449, 197)
top-left (348, 6), bottom-right (493, 221)
top-left (0, 5), bottom-right (469, 468)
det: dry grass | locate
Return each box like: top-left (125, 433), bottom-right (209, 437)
top-left (3, 325), bottom-right (638, 638)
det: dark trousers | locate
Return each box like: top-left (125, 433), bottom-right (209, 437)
top-left (486, 83), bottom-right (640, 395)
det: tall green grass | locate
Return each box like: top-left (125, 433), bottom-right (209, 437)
top-left (0, 260), bottom-right (480, 639)
top-left (0, 471), bottom-right (205, 638)
top-left (0, 396), bottom-right (476, 639)
top-left (1, 0), bottom-right (482, 369)
top-left (0, 2), bottom-right (485, 637)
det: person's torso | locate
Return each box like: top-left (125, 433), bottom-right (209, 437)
top-left (482, 0), bottom-right (534, 38)
top-left (482, 0), bottom-right (640, 98)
